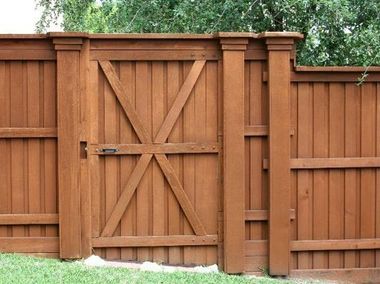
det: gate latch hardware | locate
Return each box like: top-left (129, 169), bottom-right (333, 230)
top-left (98, 148), bottom-right (119, 154)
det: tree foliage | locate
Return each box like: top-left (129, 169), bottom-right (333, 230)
top-left (36, 0), bottom-right (380, 66)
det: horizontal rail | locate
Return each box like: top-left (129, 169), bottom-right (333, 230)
top-left (263, 157), bottom-right (380, 169)
top-left (263, 71), bottom-right (380, 82)
top-left (0, 237), bottom-right (59, 253)
top-left (89, 142), bottom-right (220, 155)
top-left (0, 50), bottom-right (56, 60)
top-left (245, 240), bottom-right (268, 256)
top-left (0, 128), bottom-right (57, 138)
top-left (91, 50), bottom-right (220, 61)
top-left (290, 268), bottom-right (380, 283)
top-left (244, 125), bottom-right (295, 137)
top-left (295, 66), bottom-right (380, 72)
top-left (0, 214), bottom-right (59, 225)
top-left (245, 125), bottom-right (268, 136)
top-left (245, 209), bottom-right (295, 221)
top-left (92, 235), bottom-right (218, 247)
top-left (291, 238), bottom-right (380, 251)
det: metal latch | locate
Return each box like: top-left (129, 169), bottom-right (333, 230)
top-left (98, 148), bottom-right (119, 153)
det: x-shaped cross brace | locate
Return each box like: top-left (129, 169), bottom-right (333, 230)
top-left (98, 60), bottom-right (207, 237)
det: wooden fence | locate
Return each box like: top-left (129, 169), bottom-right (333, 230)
top-left (0, 32), bottom-right (380, 282)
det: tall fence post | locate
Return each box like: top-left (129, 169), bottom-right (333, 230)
top-left (52, 32), bottom-right (87, 259)
top-left (219, 33), bottom-right (248, 274)
top-left (261, 32), bottom-right (303, 276)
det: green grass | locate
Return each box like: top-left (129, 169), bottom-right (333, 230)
top-left (0, 253), bottom-right (295, 284)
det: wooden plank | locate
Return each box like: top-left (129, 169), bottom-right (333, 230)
top-left (244, 256), bottom-right (268, 272)
top-left (245, 240), bottom-right (268, 256)
top-left (0, 237), bottom-right (59, 253)
top-left (104, 59), bottom-right (120, 260)
top-left (194, 60), bottom-right (208, 264)
top-left (204, 60), bottom-right (219, 265)
top-left (89, 33), bottom-right (216, 39)
top-left (79, 39), bottom-right (92, 258)
top-left (89, 61), bottom-right (100, 238)
top-left (290, 268), bottom-right (380, 283)
top-left (100, 154), bottom-right (153, 237)
top-left (290, 82), bottom-right (298, 270)
top-left (119, 61), bottom-right (137, 261)
top-left (135, 61), bottom-right (151, 261)
top-left (154, 60), bottom-right (205, 143)
top-left (291, 157), bottom-right (380, 169)
top-left (263, 157), bottom-right (380, 169)
top-left (89, 142), bottom-right (220, 155)
top-left (166, 61), bottom-right (182, 264)
top-left (267, 42), bottom-right (292, 275)
top-left (376, 83), bottom-right (380, 269)
top-left (43, 61), bottom-right (58, 240)
top-left (10, 61), bottom-right (25, 241)
top-left (328, 82), bottom-right (345, 268)
top-left (0, 214), bottom-right (59, 225)
top-left (360, 83), bottom-right (376, 267)
top-left (291, 72), bottom-right (380, 82)
top-left (295, 66), bottom-right (380, 72)
top-left (0, 50), bottom-right (56, 60)
top-left (244, 125), bottom-right (295, 137)
top-left (245, 125), bottom-right (268, 136)
top-left (99, 60), bottom-right (151, 144)
top-left (27, 61), bottom-right (42, 238)
top-left (245, 209), bottom-right (295, 221)
top-left (246, 61), bottom-right (264, 246)
top-left (312, 82), bottom-right (329, 269)
top-left (296, 82), bottom-right (313, 270)
top-left (0, 61), bottom-right (10, 241)
top-left (291, 239), bottom-right (380, 251)
top-left (57, 50), bottom-right (82, 258)
top-left (151, 61), bottom-right (166, 263)
top-left (344, 83), bottom-right (360, 268)
top-left (263, 72), bottom-right (380, 82)
top-left (91, 50), bottom-right (219, 61)
top-left (155, 153), bottom-right (207, 236)
top-left (221, 39), bottom-right (247, 273)
top-left (244, 49), bottom-right (267, 60)
top-left (92, 235), bottom-right (218, 247)
top-left (183, 61), bottom-right (197, 265)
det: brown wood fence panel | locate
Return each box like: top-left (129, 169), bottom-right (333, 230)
top-left (289, 79), bottom-right (380, 273)
top-left (0, 37), bottom-right (58, 257)
top-left (1, 33), bottom-right (380, 281)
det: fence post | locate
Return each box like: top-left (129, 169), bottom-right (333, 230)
top-left (51, 32), bottom-right (87, 259)
top-left (261, 32), bottom-right (303, 276)
top-left (219, 33), bottom-right (248, 273)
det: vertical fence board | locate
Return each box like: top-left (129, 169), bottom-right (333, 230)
top-left (312, 83), bottom-right (329, 269)
top-left (344, 83), bottom-right (360, 268)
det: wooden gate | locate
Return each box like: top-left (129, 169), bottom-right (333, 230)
top-left (87, 57), bottom-right (220, 265)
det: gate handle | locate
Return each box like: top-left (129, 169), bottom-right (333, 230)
top-left (97, 148), bottom-right (119, 154)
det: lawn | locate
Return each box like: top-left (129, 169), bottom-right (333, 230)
top-left (0, 253), bottom-right (296, 284)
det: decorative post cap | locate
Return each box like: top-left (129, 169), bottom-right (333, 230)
top-left (48, 32), bottom-right (89, 50)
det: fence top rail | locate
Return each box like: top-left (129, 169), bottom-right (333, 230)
top-left (295, 66), bottom-right (380, 73)
top-left (0, 31), bottom-right (304, 40)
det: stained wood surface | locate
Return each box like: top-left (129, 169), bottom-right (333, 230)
top-left (1, 34), bottom-right (380, 278)
top-left (222, 40), bottom-right (247, 273)
top-left (91, 58), bottom-right (219, 265)
top-left (57, 49), bottom-right (82, 258)
top-left (0, 58), bottom-right (58, 255)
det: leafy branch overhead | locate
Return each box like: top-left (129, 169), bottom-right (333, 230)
top-left (36, 0), bottom-right (380, 66)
